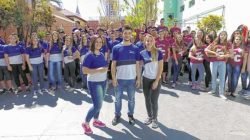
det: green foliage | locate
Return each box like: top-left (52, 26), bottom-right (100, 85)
top-left (123, 0), bottom-right (159, 28)
top-left (197, 15), bottom-right (223, 32)
top-left (0, 0), bottom-right (15, 29)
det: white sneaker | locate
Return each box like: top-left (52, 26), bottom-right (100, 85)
top-left (208, 90), bottom-right (215, 94)
top-left (219, 95), bottom-right (227, 100)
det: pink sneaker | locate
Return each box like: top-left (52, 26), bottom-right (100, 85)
top-left (93, 120), bottom-right (106, 128)
top-left (191, 84), bottom-right (196, 90)
top-left (82, 123), bottom-right (93, 134)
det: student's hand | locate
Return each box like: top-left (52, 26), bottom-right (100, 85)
top-left (98, 67), bottom-right (108, 73)
top-left (112, 79), bottom-right (118, 87)
top-left (22, 64), bottom-right (26, 70)
top-left (241, 69), bottom-right (245, 73)
top-left (175, 60), bottom-right (178, 65)
top-left (29, 66), bottom-right (33, 71)
top-left (136, 78), bottom-right (141, 88)
top-left (152, 80), bottom-right (159, 90)
top-left (7, 65), bottom-right (12, 71)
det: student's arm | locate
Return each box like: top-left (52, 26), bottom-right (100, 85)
top-left (205, 43), bottom-right (217, 57)
top-left (82, 66), bottom-right (107, 75)
top-left (111, 60), bottom-right (118, 87)
top-left (4, 54), bottom-right (12, 71)
top-left (152, 59), bottom-right (163, 90)
top-left (25, 54), bottom-right (33, 71)
top-left (135, 61), bottom-right (141, 88)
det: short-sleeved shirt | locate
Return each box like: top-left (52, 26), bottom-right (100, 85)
top-left (190, 46), bottom-right (205, 64)
top-left (155, 38), bottom-right (169, 61)
top-left (228, 45), bottom-right (244, 66)
top-left (172, 43), bottom-right (187, 59)
top-left (79, 46), bottom-right (89, 63)
top-left (4, 44), bottom-right (25, 64)
top-left (140, 50), bottom-right (163, 79)
top-left (0, 38), bottom-right (5, 45)
top-left (209, 45), bottom-right (228, 62)
top-left (82, 52), bottom-right (108, 82)
top-left (108, 40), bottom-right (120, 60)
top-left (135, 41), bottom-right (145, 53)
top-left (25, 47), bottom-right (44, 64)
top-left (63, 46), bottom-right (77, 64)
top-left (112, 43), bottom-right (140, 80)
top-left (48, 43), bottom-right (62, 62)
top-left (0, 45), bottom-right (7, 66)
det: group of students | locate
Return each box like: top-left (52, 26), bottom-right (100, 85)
top-left (0, 19), bottom-right (250, 134)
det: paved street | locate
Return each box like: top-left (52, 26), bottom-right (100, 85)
top-left (0, 76), bottom-right (250, 140)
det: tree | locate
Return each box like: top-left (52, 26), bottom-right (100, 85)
top-left (122, 0), bottom-right (159, 29)
top-left (0, 0), bottom-right (15, 30)
top-left (197, 15), bottom-right (223, 32)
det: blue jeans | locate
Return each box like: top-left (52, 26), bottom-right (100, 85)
top-left (85, 80), bottom-right (107, 122)
top-left (173, 58), bottom-right (182, 84)
top-left (49, 61), bottom-right (62, 87)
top-left (191, 63), bottom-right (204, 84)
top-left (31, 63), bottom-right (45, 90)
top-left (241, 72), bottom-right (250, 90)
top-left (227, 64), bottom-right (241, 93)
top-left (210, 61), bottom-right (226, 95)
top-left (115, 79), bottom-right (136, 116)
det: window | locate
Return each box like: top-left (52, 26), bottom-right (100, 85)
top-left (180, 5), bottom-right (185, 12)
top-left (189, 0), bottom-right (195, 8)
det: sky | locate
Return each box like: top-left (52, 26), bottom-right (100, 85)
top-left (60, 0), bottom-right (100, 20)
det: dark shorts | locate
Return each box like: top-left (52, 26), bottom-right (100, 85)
top-left (163, 62), bottom-right (168, 73)
top-left (24, 62), bottom-right (30, 73)
top-left (0, 66), bottom-right (11, 80)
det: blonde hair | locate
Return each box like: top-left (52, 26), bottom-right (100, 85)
top-left (144, 34), bottom-right (158, 61)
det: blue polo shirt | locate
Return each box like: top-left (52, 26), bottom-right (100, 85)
top-left (135, 41), bottom-right (145, 53)
top-left (140, 50), bottom-right (163, 79)
top-left (108, 40), bottom-right (120, 60)
top-left (82, 52), bottom-right (108, 82)
top-left (0, 45), bottom-right (7, 66)
top-left (25, 46), bottom-right (44, 64)
top-left (4, 44), bottom-right (25, 64)
top-left (79, 45), bottom-right (89, 63)
top-left (48, 43), bottom-right (62, 62)
top-left (63, 46), bottom-right (77, 64)
top-left (112, 43), bottom-right (140, 80)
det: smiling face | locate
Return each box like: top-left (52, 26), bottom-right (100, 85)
top-left (234, 36), bottom-right (242, 46)
top-left (144, 35), bottom-right (155, 50)
top-left (95, 37), bottom-right (103, 50)
top-left (123, 29), bottom-right (132, 42)
top-left (65, 36), bottom-right (72, 46)
top-left (9, 35), bottom-right (17, 45)
top-left (219, 31), bottom-right (227, 42)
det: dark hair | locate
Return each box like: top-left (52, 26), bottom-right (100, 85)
top-left (205, 34), bottom-right (214, 45)
top-left (90, 36), bottom-right (103, 53)
top-left (123, 25), bottom-right (133, 32)
top-left (215, 31), bottom-right (228, 45)
top-left (230, 30), bottom-right (242, 43)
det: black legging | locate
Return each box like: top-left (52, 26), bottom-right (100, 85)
top-left (203, 60), bottom-right (211, 88)
top-left (142, 77), bottom-right (161, 120)
top-left (11, 64), bottom-right (28, 87)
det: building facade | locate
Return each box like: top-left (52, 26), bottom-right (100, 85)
top-left (163, 0), bottom-right (250, 34)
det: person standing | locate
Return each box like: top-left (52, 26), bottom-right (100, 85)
top-left (205, 31), bottom-right (229, 100)
top-left (140, 34), bottom-right (163, 129)
top-left (81, 37), bottom-right (108, 134)
top-left (111, 25), bottom-right (141, 125)
top-left (26, 36), bottom-right (46, 96)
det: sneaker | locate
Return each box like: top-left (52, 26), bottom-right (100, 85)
top-left (219, 95), bottom-right (227, 100)
top-left (93, 120), bottom-right (106, 128)
top-left (33, 91), bottom-right (38, 99)
top-left (7, 88), bottom-right (14, 94)
top-left (208, 90), bottom-right (216, 94)
top-left (144, 117), bottom-right (152, 125)
top-left (0, 89), bottom-right (6, 95)
top-left (41, 89), bottom-right (48, 93)
top-left (171, 83), bottom-right (176, 88)
top-left (82, 123), bottom-right (93, 134)
top-left (231, 92), bottom-right (237, 97)
top-left (128, 115), bottom-right (135, 125)
top-left (112, 116), bottom-right (120, 126)
top-left (197, 85), bottom-right (205, 91)
top-left (151, 119), bottom-right (159, 129)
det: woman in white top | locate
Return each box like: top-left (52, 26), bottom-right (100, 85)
top-left (140, 34), bottom-right (163, 129)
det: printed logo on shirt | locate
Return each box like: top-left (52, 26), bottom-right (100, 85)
top-left (129, 50), bottom-right (135, 54)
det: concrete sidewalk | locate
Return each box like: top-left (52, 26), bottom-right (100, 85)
top-left (0, 80), bottom-right (250, 140)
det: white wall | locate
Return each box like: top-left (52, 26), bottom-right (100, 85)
top-left (181, 0), bottom-right (250, 35)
